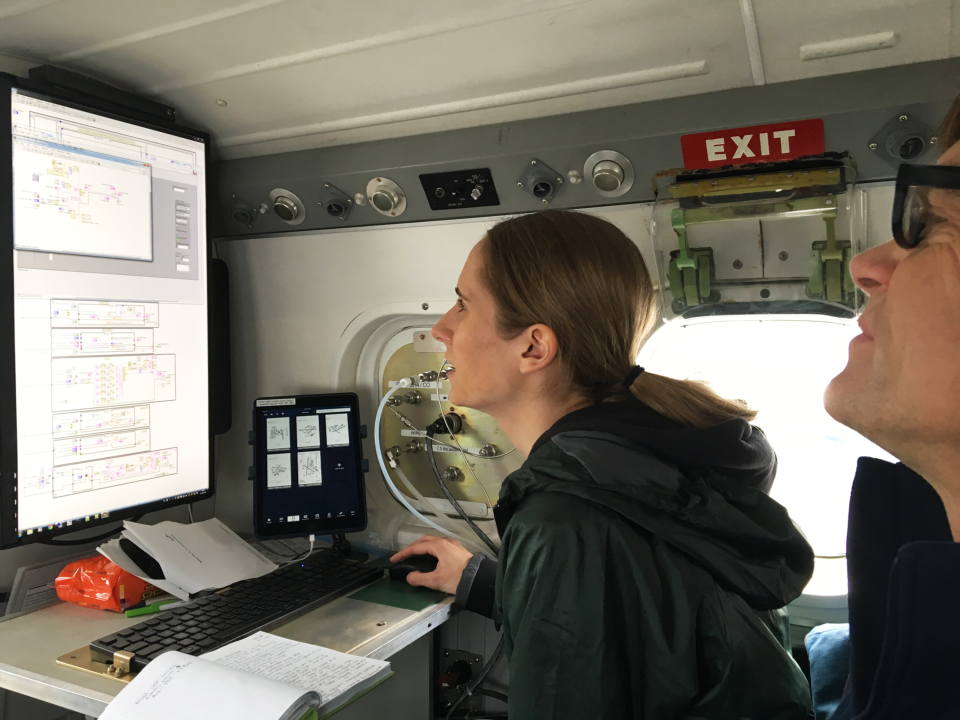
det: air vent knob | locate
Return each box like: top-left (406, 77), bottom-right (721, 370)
top-left (371, 187), bottom-right (399, 213)
top-left (273, 196), bottom-right (298, 222)
top-left (592, 160), bottom-right (624, 192)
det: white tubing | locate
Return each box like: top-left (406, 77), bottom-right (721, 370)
top-left (393, 464), bottom-right (491, 557)
top-left (375, 380), bottom-right (494, 556)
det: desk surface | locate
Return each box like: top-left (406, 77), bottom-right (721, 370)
top-left (0, 579), bottom-right (454, 717)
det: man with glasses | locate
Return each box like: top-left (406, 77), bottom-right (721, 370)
top-left (821, 103), bottom-right (960, 718)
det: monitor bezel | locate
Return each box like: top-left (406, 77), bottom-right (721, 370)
top-left (252, 393), bottom-right (368, 540)
top-left (0, 74), bottom-right (215, 549)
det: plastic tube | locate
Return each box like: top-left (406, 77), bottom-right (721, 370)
top-left (393, 464), bottom-right (491, 557)
top-left (375, 380), bottom-right (494, 556)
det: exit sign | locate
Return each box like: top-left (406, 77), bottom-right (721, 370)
top-left (680, 119), bottom-right (825, 170)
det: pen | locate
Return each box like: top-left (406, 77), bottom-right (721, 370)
top-left (124, 598), bottom-right (186, 618)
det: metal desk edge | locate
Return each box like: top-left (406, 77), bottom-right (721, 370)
top-left (0, 661), bottom-right (115, 717)
top-left (0, 597), bottom-right (459, 717)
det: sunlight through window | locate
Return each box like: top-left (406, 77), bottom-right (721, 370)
top-left (640, 318), bottom-right (896, 596)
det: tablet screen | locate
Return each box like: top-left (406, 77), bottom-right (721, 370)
top-left (252, 393), bottom-right (366, 539)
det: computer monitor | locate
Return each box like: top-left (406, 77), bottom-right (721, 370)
top-left (0, 77), bottom-right (213, 548)
top-left (252, 394), bottom-right (367, 541)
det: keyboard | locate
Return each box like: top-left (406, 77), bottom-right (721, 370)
top-left (89, 549), bottom-right (383, 674)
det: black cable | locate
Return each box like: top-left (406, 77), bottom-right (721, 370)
top-left (446, 637), bottom-right (505, 720)
top-left (426, 430), bottom-right (499, 556)
top-left (472, 688), bottom-right (508, 704)
top-left (38, 515), bottom-right (143, 546)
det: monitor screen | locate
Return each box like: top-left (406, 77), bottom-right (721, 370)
top-left (1, 84), bottom-right (212, 546)
top-left (253, 394), bottom-right (367, 539)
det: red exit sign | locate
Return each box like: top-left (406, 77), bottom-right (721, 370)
top-left (680, 119), bottom-right (824, 170)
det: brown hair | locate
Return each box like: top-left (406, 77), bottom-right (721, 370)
top-left (937, 93), bottom-right (960, 150)
top-left (481, 210), bottom-right (756, 428)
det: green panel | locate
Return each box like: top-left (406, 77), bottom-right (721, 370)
top-left (668, 259), bottom-right (683, 299)
top-left (825, 259), bottom-right (842, 302)
top-left (809, 250), bottom-right (824, 295)
top-left (350, 576), bottom-right (448, 612)
top-left (697, 254), bottom-right (711, 299)
top-left (682, 267), bottom-right (699, 306)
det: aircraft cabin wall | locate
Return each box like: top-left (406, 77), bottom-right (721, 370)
top-left (0, 47), bottom-right (955, 717)
top-left (211, 58), bottom-right (958, 634)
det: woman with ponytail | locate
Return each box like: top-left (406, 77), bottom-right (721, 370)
top-left (392, 209), bottom-right (813, 719)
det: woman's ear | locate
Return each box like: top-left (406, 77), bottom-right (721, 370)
top-left (518, 324), bottom-right (559, 375)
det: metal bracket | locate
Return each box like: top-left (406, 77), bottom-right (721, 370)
top-left (107, 650), bottom-right (134, 678)
top-left (319, 183), bottom-right (353, 222)
top-left (668, 209), bottom-right (714, 307)
top-left (517, 159), bottom-right (564, 204)
top-left (808, 208), bottom-right (853, 303)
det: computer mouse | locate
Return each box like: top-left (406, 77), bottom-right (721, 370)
top-left (389, 553), bottom-right (439, 582)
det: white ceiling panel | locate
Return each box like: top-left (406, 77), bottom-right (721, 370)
top-left (164, 0), bottom-right (755, 156)
top-left (752, 0), bottom-right (952, 84)
top-left (0, 0), bottom-right (954, 158)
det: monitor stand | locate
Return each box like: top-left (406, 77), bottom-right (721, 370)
top-left (331, 532), bottom-right (368, 563)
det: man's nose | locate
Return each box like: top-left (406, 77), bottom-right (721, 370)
top-left (850, 240), bottom-right (909, 296)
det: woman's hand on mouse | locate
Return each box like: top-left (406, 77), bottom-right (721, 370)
top-left (391, 535), bottom-right (474, 594)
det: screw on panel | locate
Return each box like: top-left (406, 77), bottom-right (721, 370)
top-left (422, 303), bottom-right (430, 310)
top-left (747, 176), bottom-right (755, 181)
top-left (931, 136), bottom-right (938, 144)
top-left (531, 160), bottom-right (538, 165)
top-left (517, 182), bottom-right (523, 187)
top-left (869, 142), bottom-right (878, 149)
top-left (733, 260), bottom-right (743, 269)
top-left (899, 115), bottom-right (908, 122)
top-left (377, 621), bottom-right (386, 626)
top-left (711, 180), bottom-right (717, 185)
top-left (542, 199), bottom-right (549, 204)
top-left (828, 169), bottom-right (836, 173)
top-left (693, 182), bottom-right (699, 187)
top-left (779, 251), bottom-right (789, 261)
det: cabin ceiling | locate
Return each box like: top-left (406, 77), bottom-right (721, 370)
top-left (0, 0), bottom-right (955, 160)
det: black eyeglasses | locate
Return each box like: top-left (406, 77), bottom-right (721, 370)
top-left (893, 163), bottom-right (960, 248)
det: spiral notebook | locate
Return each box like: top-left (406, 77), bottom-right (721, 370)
top-left (100, 632), bottom-right (393, 720)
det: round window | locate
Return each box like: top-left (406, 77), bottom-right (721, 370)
top-left (640, 318), bottom-right (896, 595)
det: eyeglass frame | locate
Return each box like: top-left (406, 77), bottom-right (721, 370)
top-left (892, 163), bottom-right (960, 249)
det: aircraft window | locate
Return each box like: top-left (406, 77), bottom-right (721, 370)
top-left (640, 318), bottom-right (896, 596)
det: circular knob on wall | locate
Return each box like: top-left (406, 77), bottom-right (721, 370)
top-left (583, 151), bottom-right (634, 198)
top-left (592, 160), bottom-right (624, 192)
top-left (273, 196), bottom-right (298, 222)
top-left (267, 188), bottom-right (306, 225)
top-left (366, 177), bottom-right (407, 217)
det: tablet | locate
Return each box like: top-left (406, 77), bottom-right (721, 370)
top-left (252, 393), bottom-right (366, 540)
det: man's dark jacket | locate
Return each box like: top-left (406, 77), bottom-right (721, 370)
top-left (830, 458), bottom-right (959, 720)
top-left (455, 402), bottom-right (814, 719)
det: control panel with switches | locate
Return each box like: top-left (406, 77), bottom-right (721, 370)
top-left (419, 168), bottom-right (500, 211)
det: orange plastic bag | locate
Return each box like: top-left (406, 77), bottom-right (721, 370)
top-left (55, 556), bottom-right (162, 612)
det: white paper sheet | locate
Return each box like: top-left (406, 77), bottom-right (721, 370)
top-left (121, 518), bottom-right (277, 594)
top-left (99, 651), bottom-right (317, 720)
top-left (203, 632), bottom-right (391, 713)
top-left (98, 539), bottom-right (191, 601)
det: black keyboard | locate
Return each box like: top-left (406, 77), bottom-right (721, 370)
top-left (89, 549), bottom-right (383, 674)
